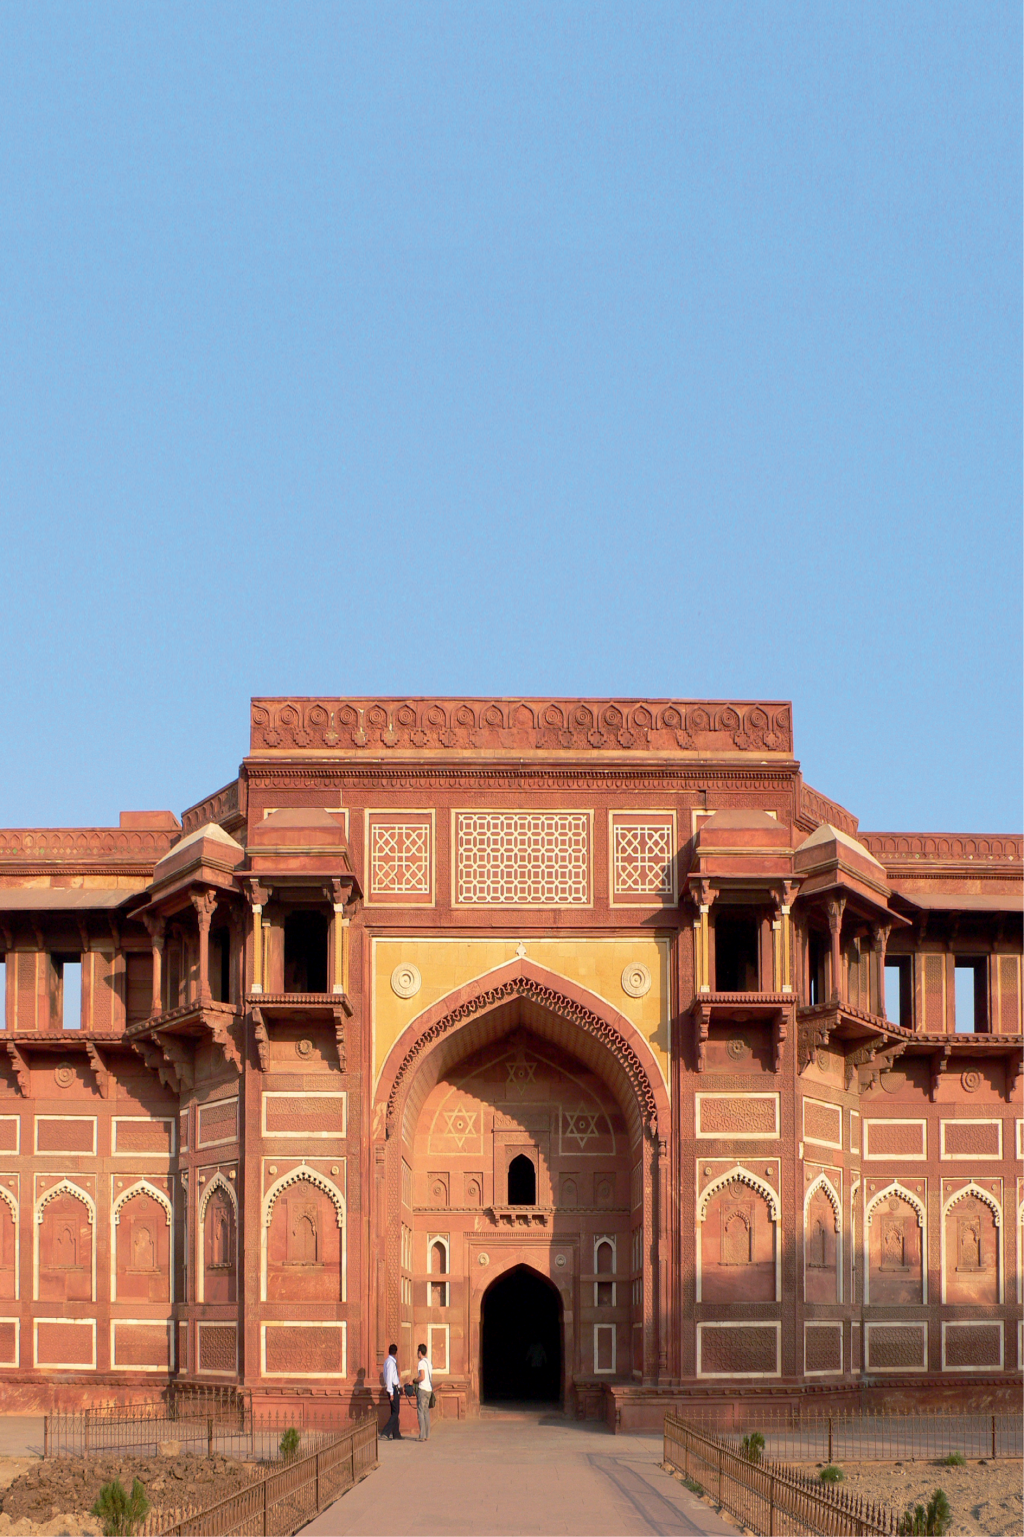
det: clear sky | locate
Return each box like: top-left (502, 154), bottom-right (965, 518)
top-left (0, 3), bottom-right (1019, 833)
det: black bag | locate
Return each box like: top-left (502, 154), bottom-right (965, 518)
top-left (403, 1382), bottom-right (416, 1398)
top-left (428, 1390), bottom-right (437, 1409)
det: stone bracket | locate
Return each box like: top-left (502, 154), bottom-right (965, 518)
top-left (251, 1007), bottom-right (270, 1072)
top-left (847, 1039), bottom-right (906, 1093)
top-left (332, 1005), bottom-right (348, 1074)
top-left (929, 1044), bottom-right (952, 1102)
top-left (131, 1037), bottom-right (180, 1096)
top-left (3, 1041), bottom-right (29, 1096)
top-left (85, 1041), bottom-right (111, 1099)
top-left (199, 1010), bottom-right (242, 1076)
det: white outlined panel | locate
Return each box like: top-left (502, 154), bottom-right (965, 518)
top-left (427, 1322), bottom-right (449, 1375)
top-left (696, 1321), bottom-right (781, 1378)
top-left (364, 809), bottom-right (436, 907)
top-left (696, 1093), bottom-right (780, 1139)
top-left (34, 1116), bottom-right (97, 1156)
top-left (804, 1322), bottom-right (843, 1377)
top-left (608, 811), bottom-right (678, 906)
top-left (261, 1322), bottom-right (347, 1378)
top-left (863, 1119), bottom-right (927, 1161)
top-left (939, 1119), bottom-right (1002, 1161)
top-left (196, 1098), bottom-right (238, 1149)
top-left (0, 1317), bottom-right (18, 1367)
top-left (196, 1320), bottom-right (237, 1377)
top-left (593, 1323), bottom-right (616, 1375)
top-left (850, 1112), bottom-right (860, 1155)
top-left (453, 810), bottom-right (593, 907)
top-left (802, 1098), bottom-right (843, 1150)
top-left (34, 1317), bottom-right (96, 1370)
top-left (110, 1319), bottom-right (174, 1373)
top-left (112, 1117), bottom-right (176, 1158)
top-left (864, 1322), bottom-right (927, 1373)
top-left (941, 1320), bottom-right (1003, 1373)
top-left (261, 1091), bottom-right (347, 1139)
top-left (0, 1117), bottom-right (20, 1155)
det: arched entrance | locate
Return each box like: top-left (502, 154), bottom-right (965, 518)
top-left (481, 1265), bottom-right (561, 1403)
top-left (372, 959), bottom-right (671, 1414)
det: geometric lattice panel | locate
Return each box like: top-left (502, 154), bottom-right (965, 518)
top-left (456, 812), bottom-right (590, 905)
top-left (366, 812), bottom-right (434, 905)
top-left (611, 814), bottom-right (676, 904)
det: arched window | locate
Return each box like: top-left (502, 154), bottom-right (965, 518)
top-left (595, 1240), bottom-right (614, 1306)
top-left (508, 1155), bottom-right (536, 1206)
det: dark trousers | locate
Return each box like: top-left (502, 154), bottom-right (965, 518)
top-left (384, 1389), bottom-right (403, 1439)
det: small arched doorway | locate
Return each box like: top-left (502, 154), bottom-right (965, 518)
top-left (481, 1264), bottom-right (562, 1404)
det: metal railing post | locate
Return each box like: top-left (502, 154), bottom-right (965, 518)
top-left (84, 1412), bottom-right (90, 1457)
top-left (207, 1416), bottom-right (214, 1458)
top-left (263, 1472), bottom-right (269, 1537)
top-left (828, 1414), bottom-right (833, 1463)
top-left (43, 1417), bottom-right (48, 1459)
top-left (991, 1415), bottom-right (997, 1459)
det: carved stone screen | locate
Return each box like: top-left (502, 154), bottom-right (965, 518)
top-left (455, 812), bottom-right (590, 905)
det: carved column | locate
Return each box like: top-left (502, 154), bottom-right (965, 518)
top-left (689, 880), bottom-right (715, 994)
top-left (328, 879), bottom-right (349, 996)
top-left (143, 915), bottom-right (165, 1018)
top-left (872, 922), bottom-right (891, 1020)
top-left (774, 881), bottom-right (800, 994)
top-left (826, 898), bottom-right (846, 1005)
top-left (191, 889), bottom-right (218, 1003)
top-left (244, 882), bottom-right (270, 995)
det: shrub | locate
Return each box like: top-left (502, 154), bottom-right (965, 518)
top-left (819, 1464), bottom-right (844, 1484)
top-left (683, 1476), bottom-right (704, 1496)
top-left (91, 1479), bottom-right (150, 1537)
top-left (941, 1452), bottom-right (966, 1467)
top-left (280, 1426), bottom-right (301, 1460)
top-left (740, 1432), bottom-right (765, 1465)
top-left (897, 1489), bottom-right (953, 1536)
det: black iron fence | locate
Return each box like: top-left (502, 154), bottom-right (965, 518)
top-left (140, 1417), bottom-right (379, 1537)
top-left (685, 1408), bottom-right (1023, 1464)
top-left (664, 1414), bottom-right (899, 1537)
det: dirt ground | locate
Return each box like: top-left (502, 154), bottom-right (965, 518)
top-left (792, 1459), bottom-right (1024, 1537)
top-left (0, 1452), bottom-right (257, 1536)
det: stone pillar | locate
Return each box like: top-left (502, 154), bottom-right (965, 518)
top-left (143, 915), bottom-right (165, 1018)
top-left (827, 897), bottom-right (846, 1005)
top-left (873, 922), bottom-right (891, 1020)
top-left (329, 880), bottom-right (350, 996)
top-left (191, 890), bottom-right (218, 1003)
top-left (774, 881), bottom-right (800, 994)
top-left (690, 881), bottom-right (715, 993)
top-left (245, 883), bottom-right (270, 995)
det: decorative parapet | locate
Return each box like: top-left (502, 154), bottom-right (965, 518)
top-left (0, 827), bottom-right (178, 861)
top-left (250, 697), bottom-right (793, 756)
top-left (180, 780), bottom-right (245, 836)
top-left (797, 782), bottom-right (859, 838)
top-left (859, 831), bottom-right (1023, 864)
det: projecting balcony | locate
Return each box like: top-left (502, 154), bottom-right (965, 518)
top-left (690, 992), bottom-right (794, 1072)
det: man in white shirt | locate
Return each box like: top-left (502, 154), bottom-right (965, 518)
top-left (382, 1344), bottom-right (404, 1440)
top-left (415, 1343), bottom-right (433, 1442)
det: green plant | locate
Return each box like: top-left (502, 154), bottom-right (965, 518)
top-left (279, 1426), bottom-right (301, 1460)
top-left (740, 1432), bottom-right (765, 1465)
top-left (940, 1452), bottom-right (966, 1467)
top-left (897, 1489), bottom-right (953, 1536)
top-left (819, 1464), bottom-right (844, 1484)
top-left (683, 1476), bottom-right (704, 1496)
top-left (91, 1479), bottom-right (150, 1537)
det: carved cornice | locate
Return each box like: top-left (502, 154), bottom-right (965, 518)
top-left (0, 828), bottom-right (177, 861)
top-left (860, 832), bottom-right (1022, 864)
top-left (250, 697), bottom-right (794, 756)
top-left (244, 765), bottom-right (796, 792)
top-left (180, 779), bottom-right (244, 836)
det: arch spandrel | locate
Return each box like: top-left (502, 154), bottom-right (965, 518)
top-left (374, 957), bottom-right (670, 1148)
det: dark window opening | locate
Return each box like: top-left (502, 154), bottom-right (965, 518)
top-left (954, 959), bottom-right (988, 1034)
top-left (507, 1154), bottom-right (536, 1206)
top-left (125, 953), bottom-right (153, 1025)
top-left (481, 1265), bottom-right (562, 1402)
top-left (808, 932), bottom-right (827, 1006)
top-left (885, 957), bottom-right (913, 1029)
top-left (211, 928), bottom-right (232, 1004)
top-left (284, 911), bottom-right (329, 994)
top-left (53, 955), bottom-right (82, 1030)
top-left (715, 912), bottom-right (760, 992)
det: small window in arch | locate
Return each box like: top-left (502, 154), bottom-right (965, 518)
top-left (507, 1154), bottom-right (536, 1206)
top-left (595, 1240), bottom-right (614, 1306)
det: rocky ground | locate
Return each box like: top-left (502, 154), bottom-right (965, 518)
top-left (0, 1452), bottom-right (257, 1535)
top-left (792, 1459), bottom-right (1024, 1537)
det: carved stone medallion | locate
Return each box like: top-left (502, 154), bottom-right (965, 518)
top-left (621, 962), bottom-right (652, 999)
top-left (391, 964), bottom-right (422, 999)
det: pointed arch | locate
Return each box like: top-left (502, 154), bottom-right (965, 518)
top-left (34, 1179), bottom-right (96, 1304)
top-left (865, 1180), bottom-right (925, 1227)
top-left (113, 1180), bottom-right (172, 1225)
top-left (0, 1185), bottom-right (19, 1301)
top-left (698, 1166), bottom-right (780, 1223)
top-left (941, 1182), bottom-right (1003, 1305)
top-left (198, 1171), bottom-right (238, 1226)
top-left (197, 1173), bottom-right (237, 1305)
top-left (261, 1165), bottom-right (346, 1303)
top-left (863, 1181), bottom-right (926, 1306)
top-left (803, 1174), bottom-right (843, 1303)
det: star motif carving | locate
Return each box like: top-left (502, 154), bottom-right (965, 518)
top-left (562, 1107), bottom-right (601, 1146)
top-left (441, 1106), bottom-right (479, 1149)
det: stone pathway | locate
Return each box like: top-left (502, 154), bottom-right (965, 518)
top-left (301, 1412), bottom-right (739, 1537)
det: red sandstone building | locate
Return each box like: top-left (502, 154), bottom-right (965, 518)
top-left (0, 697), bottom-right (1020, 1426)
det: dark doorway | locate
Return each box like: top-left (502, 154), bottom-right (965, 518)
top-left (715, 911), bottom-right (760, 992)
top-left (507, 1154), bottom-right (536, 1205)
top-left (284, 911), bottom-right (329, 993)
top-left (481, 1265), bottom-right (561, 1403)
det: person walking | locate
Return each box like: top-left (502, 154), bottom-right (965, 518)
top-left (415, 1343), bottom-right (433, 1442)
top-left (382, 1343), bottom-right (404, 1440)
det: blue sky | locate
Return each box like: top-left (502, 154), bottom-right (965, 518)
top-left (0, 3), bottom-right (1019, 832)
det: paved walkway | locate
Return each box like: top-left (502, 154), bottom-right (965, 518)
top-left (301, 1412), bottom-right (738, 1537)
